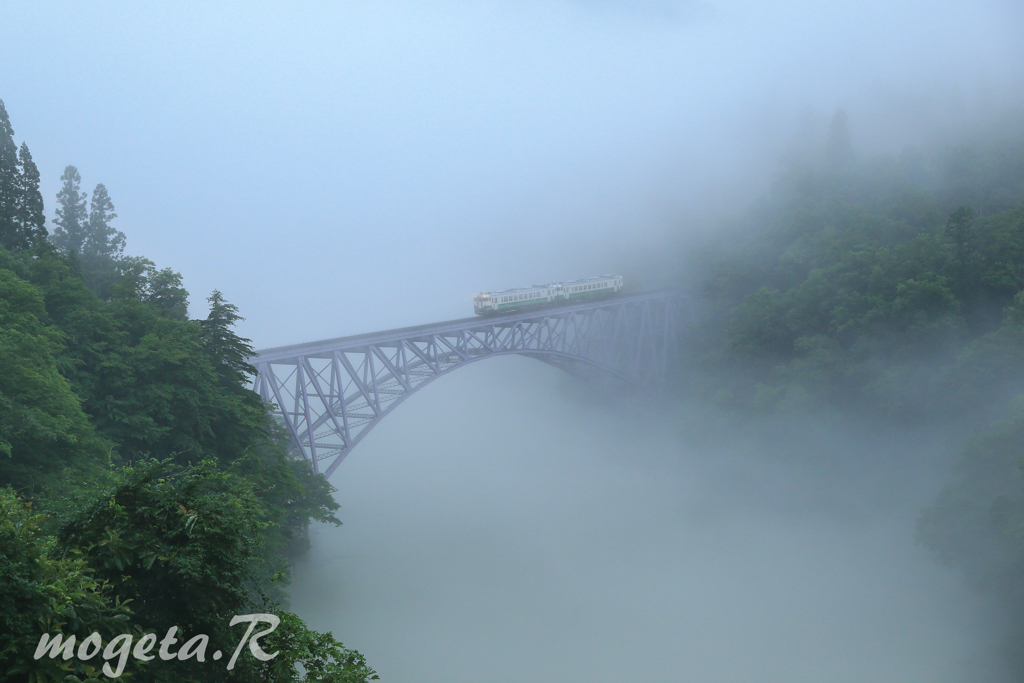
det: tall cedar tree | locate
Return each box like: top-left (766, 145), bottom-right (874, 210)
top-left (0, 100), bottom-right (23, 250)
top-left (15, 143), bottom-right (45, 244)
top-left (84, 182), bottom-right (125, 261)
top-left (51, 165), bottom-right (89, 255)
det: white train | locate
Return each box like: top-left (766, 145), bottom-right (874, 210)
top-left (473, 275), bottom-right (623, 316)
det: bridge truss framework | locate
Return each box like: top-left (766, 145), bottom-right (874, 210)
top-left (250, 290), bottom-right (687, 479)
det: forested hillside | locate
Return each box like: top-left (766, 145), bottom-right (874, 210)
top-left (681, 111), bottom-right (1024, 673)
top-left (0, 99), bottom-right (378, 681)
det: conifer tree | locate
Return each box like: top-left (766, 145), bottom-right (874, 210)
top-left (202, 290), bottom-right (256, 382)
top-left (15, 142), bottom-right (46, 244)
top-left (84, 182), bottom-right (125, 260)
top-left (945, 205), bottom-right (974, 259)
top-left (51, 165), bottom-right (89, 254)
top-left (0, 99), bottom-right (20, 249)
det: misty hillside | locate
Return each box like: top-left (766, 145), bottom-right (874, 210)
top-left (684, 116), bottom-right (1024, 421)
top-left (670, 114), bottom-right (1024, 676)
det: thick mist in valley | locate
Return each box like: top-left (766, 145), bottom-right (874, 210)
top-left (289, 358), bottom-right (1007, 682)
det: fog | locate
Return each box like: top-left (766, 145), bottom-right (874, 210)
top-left (3, 1), bottom-right (1023, 345)
top-left (5, 1), bottom-right (1024, 680)
top-left (288, 357), bottom-right (1007, 682)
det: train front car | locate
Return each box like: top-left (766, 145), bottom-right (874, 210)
top-left (472, 292), bottom-right (494, 315)
top-left (473, 285), bottom-right (555, 316)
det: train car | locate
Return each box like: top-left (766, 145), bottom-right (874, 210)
top-left (473, 274), bottom-right (623, 316)
top-left (560, 275), bottom-right (623, 301)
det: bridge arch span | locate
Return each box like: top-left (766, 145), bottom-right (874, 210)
top-left (250, 290), bottom-right (686, 479)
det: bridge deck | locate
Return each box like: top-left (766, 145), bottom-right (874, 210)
top-left (253, 289), bottom-right (680, 363)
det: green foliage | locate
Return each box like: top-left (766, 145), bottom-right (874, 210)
top-left (1, 459), bottom-right (367, 683)
top-left (0, 100), bottom-right (19, 251)
top-left (51, 166), bottom-right (89, 257)
top-left (1, 489), bottom-right (132, 683)
top-left (56, 460), bottom-right (265, 637)
top-left (694, 130), bottom-right (1024, 419)
top-left (258, 611), bottom-right (379, 683)
top-left (201, 290), bottom-right (255, 382)
top-left (0, 101), bottom-right (46, 251)
top-left (685, 119), bottom-right (1024, 672)
top-left (0, 261), bottom-right (104, 490)
top-left (0, 101), bottom-right (367, 682)
top-left (50, 458), bottom-right (356, 682)
top-left (15, 144), bottom-right (46, 247)
top-left (78, 183), bottom-right (126, 296)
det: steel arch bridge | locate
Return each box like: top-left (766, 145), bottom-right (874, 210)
top-left (250, 289), bottom-right (687, 479)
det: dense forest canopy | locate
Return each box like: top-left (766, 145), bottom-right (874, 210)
top-left (0, 98), bottom-right (378, 682)
top-left (683, 114), bottom-right (1024, 420)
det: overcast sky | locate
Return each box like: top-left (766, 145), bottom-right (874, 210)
top-left (3, 0), bottom-right (1023, 348)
